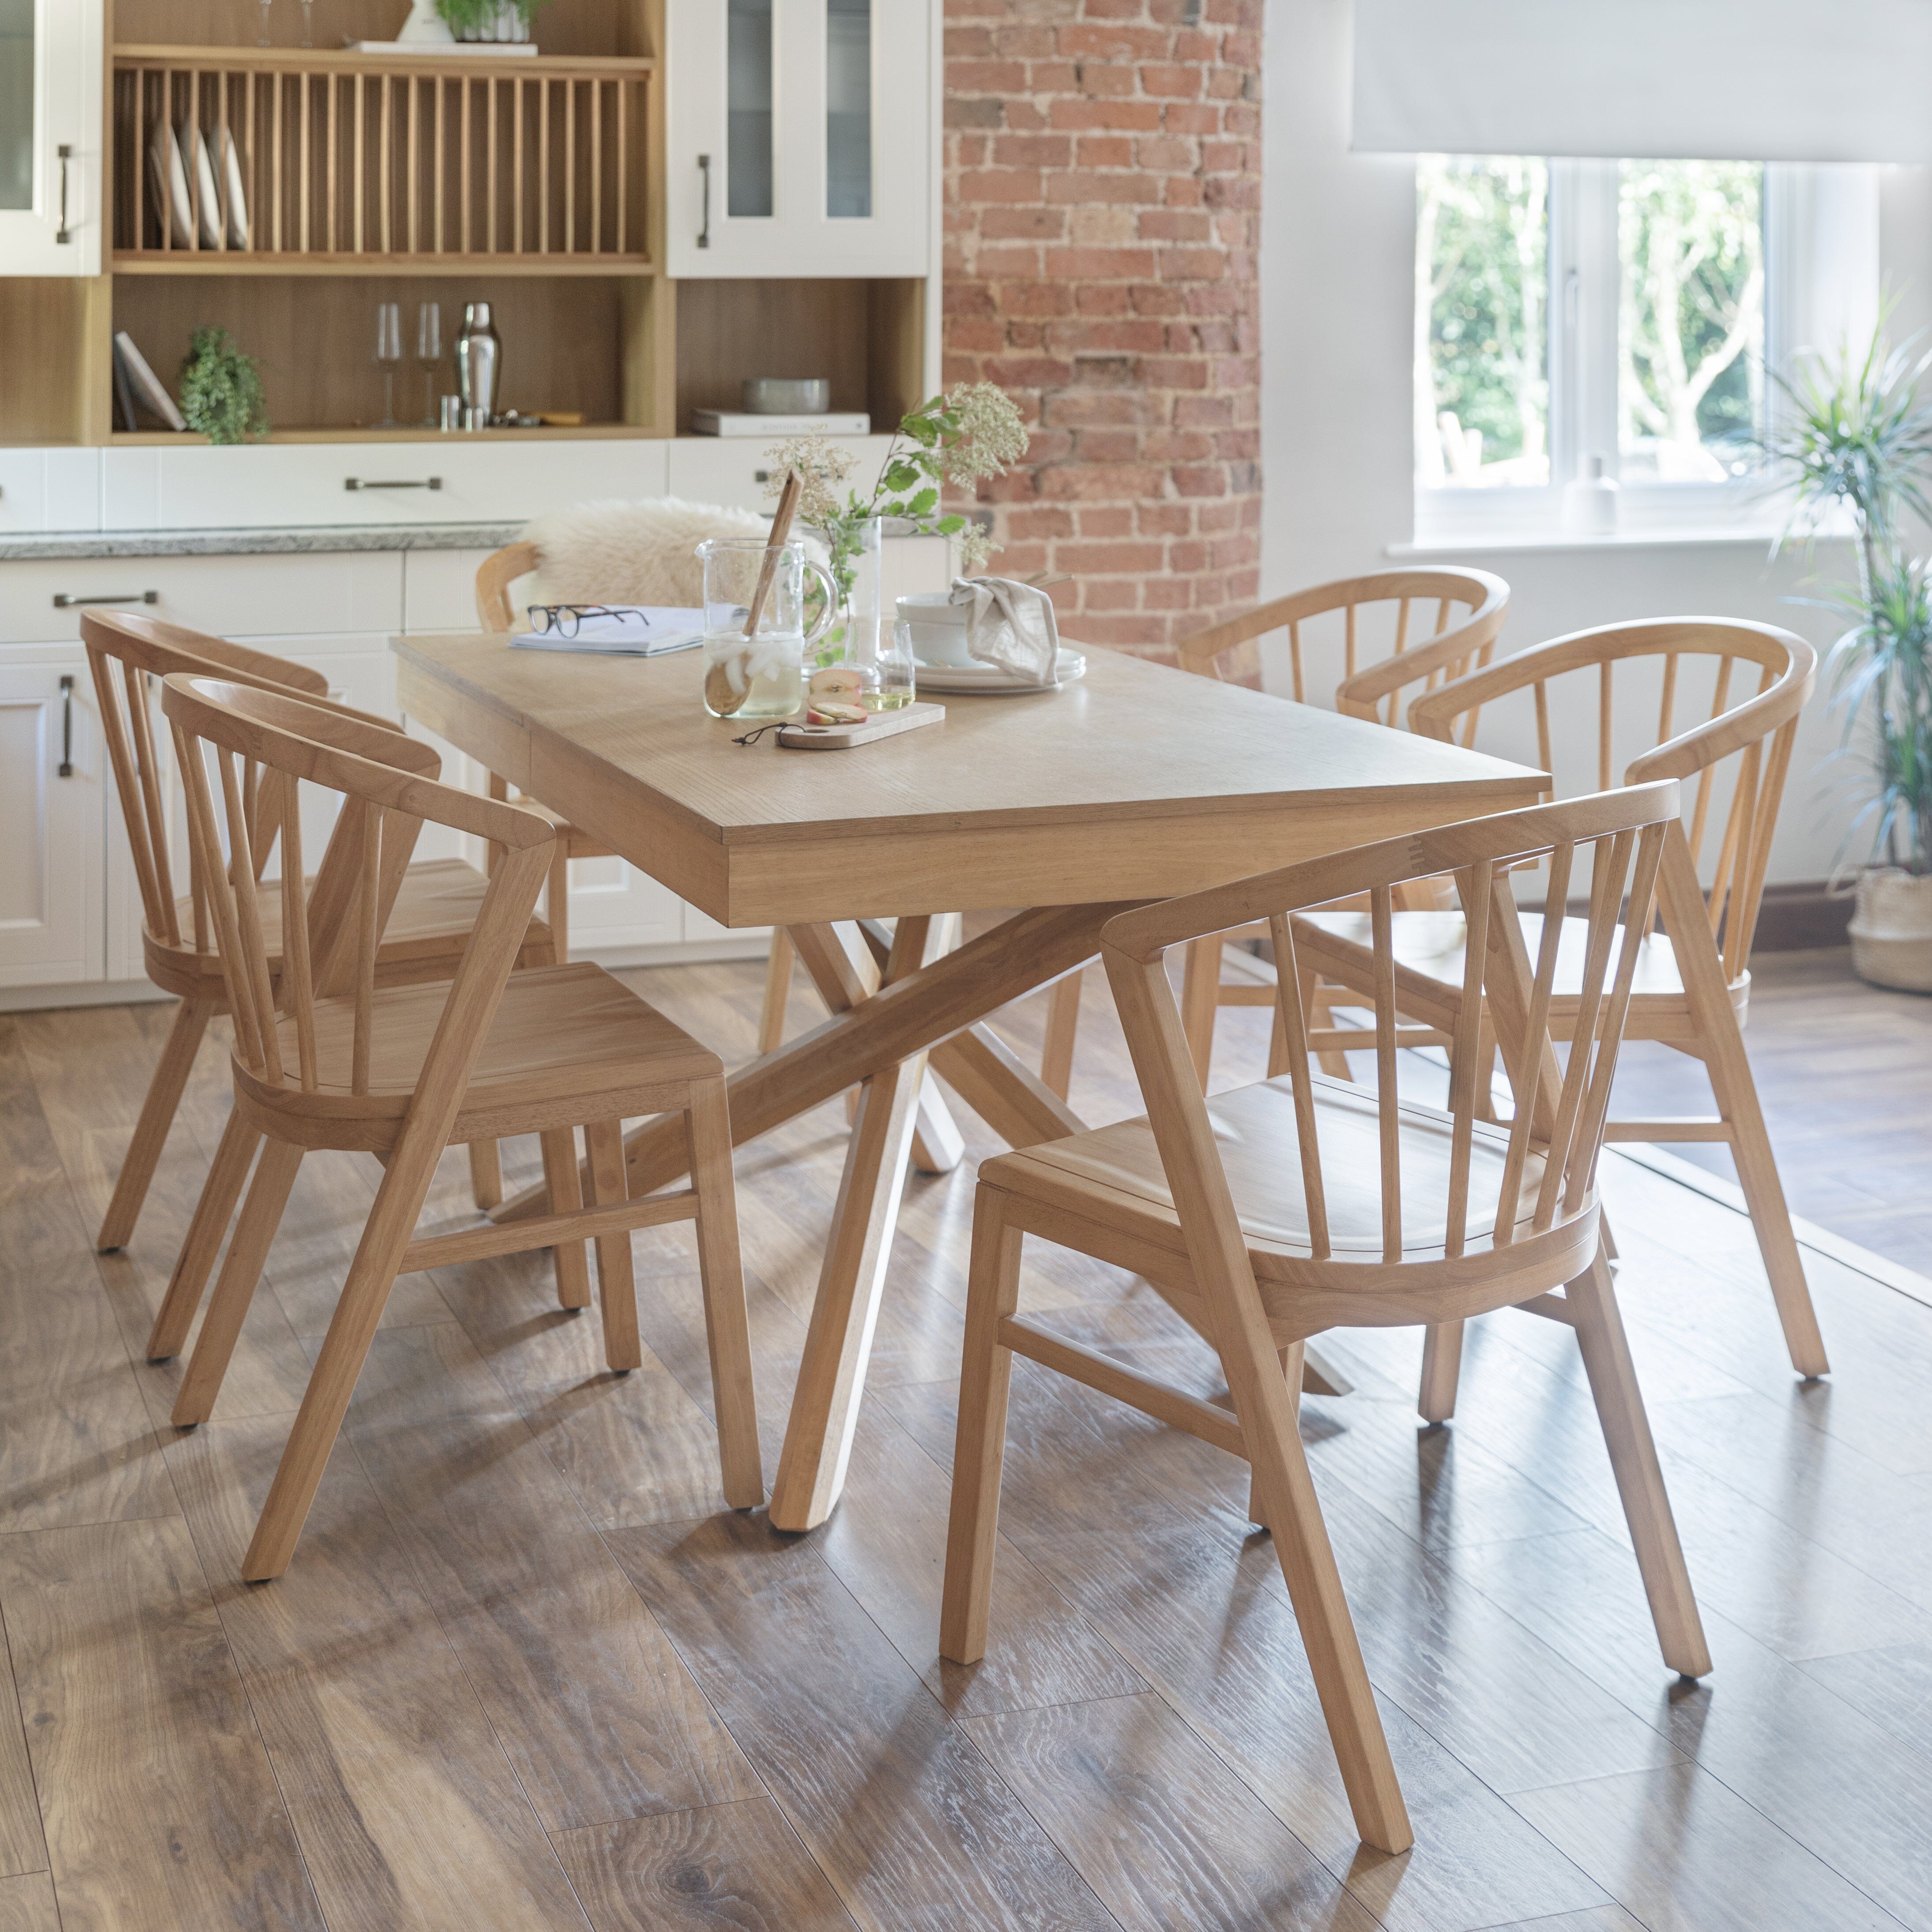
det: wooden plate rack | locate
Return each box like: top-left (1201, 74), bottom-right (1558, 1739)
top-left (112, 46), bottom-right (655, 270)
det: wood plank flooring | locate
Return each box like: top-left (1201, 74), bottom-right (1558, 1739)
top-left (1, 947), bottom-right (1929, 1932)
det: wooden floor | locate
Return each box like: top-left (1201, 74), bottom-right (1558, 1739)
top-left (3, 946), bottom-right (1931, 1932)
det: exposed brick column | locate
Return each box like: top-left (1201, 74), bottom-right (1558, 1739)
top-left (943, 0), bottom-right (1263, 662)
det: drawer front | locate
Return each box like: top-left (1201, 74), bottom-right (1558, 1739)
top-left (0, 551), bottom-right (404, 644)
top-left (107, 439), bottom-right (672, 531)
top-left (666, 435), bottom-right (899, 515)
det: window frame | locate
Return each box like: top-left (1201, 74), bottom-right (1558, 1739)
top-left (1412, 159), bottom-right (1880, 545)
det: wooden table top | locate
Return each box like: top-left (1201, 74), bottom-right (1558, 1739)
top-left (394, 632), bottom-right (1548, 925)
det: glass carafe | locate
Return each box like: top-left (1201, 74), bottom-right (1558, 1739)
top-left (697, 538), bottom-right (838, 719)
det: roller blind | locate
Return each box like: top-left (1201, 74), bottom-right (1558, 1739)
top-left (1352, 0), bottom-right (1932, 162)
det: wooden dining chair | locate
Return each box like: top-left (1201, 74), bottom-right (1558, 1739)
top-left (940, 783), bottom-right (1707, 1856)
top-left (83, 609), bottom-right (552, 1277)
top-left (1037, 568), bottom-right (1511, 1095)
top-left (157, 671), bottom-right (763, 1578)
top-left (1290, 618), bottom-right (1827, 1417)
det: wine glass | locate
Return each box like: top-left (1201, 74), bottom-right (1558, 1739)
top-left (374, 301), bottom-right (403, 428)
top-left (415, 302), bottom-right (443, 427)
top-left (256, 0), bottom-right (274, 46)
top-left (299, 1), bottom-right (314, 48)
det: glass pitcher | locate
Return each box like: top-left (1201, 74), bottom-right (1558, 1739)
top-left (697, 537), bottom-right (838, 719)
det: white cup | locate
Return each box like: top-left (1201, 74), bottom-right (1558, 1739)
top-left (895, 591), bottom-right (975, 668)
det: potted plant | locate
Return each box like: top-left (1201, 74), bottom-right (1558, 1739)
top-left (434, 0), bottom-right (548, 45)
top-left (179, 327), bottom-right (269, 445)
top-left (1763, 329), bottom-right (1932, 990)
top-left (762, 382), bottom-right (1028, 665)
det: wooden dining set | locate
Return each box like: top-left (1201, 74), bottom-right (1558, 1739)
top-left (80, 548), bottom-right (1823, 1859)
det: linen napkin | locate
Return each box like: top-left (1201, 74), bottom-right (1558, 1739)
top-left (949, 576), bottom-right (1061, 687)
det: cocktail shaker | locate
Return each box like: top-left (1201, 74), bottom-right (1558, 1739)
top-left (454, 302), bottom-right (500, 429)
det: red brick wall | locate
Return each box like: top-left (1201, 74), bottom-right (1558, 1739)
top-left (942, 0), bottom-right (1263, 661)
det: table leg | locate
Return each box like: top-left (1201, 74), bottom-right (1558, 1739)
top-left (769, 915), bottom-right (942, 1530)
top-left (489, 901), bottom-right (1130, 1222)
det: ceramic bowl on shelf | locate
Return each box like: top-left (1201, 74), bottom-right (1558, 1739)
top-left (742, 377), bottom-right (831, 415)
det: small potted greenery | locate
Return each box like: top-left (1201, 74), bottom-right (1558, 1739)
top-left (179, 327), bottom-right (269, 445)
top-left (435, 0), bottom-right (548, 44)
top-left (1763, 328), bottom-right (1932, 990)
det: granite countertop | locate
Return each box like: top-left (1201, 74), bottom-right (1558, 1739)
top-left (0, 522), bottom-right (523, 561)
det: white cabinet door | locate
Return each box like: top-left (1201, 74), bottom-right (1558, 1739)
top-left (0, 648), bottom-right (102, 986)
top-left (0, 0), bottom-right (102, 276)
top-left (666, 0), bottom-right (930, 279)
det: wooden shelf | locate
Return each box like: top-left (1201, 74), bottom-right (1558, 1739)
top-left (113, 253), bottom-right (655, 276)
top-left (107, 422), bottom-right (663, 444)
top-left (114, 45), bottom-right (655, 76)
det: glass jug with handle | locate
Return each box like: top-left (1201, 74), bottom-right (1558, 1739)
top-left (697, 538), bottom-right (839, 719)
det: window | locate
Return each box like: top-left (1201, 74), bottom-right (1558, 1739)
top-left (1414, 157), bottom-right (1873, 540)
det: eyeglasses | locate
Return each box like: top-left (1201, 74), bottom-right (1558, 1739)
top-left (524, 604), bottom-right (649, 640)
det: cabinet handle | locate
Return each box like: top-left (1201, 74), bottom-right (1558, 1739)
top-left (55, 144), bottom-right (72, 245)
top-left (345, 476), bottom-right (443, 491)
top-left (57, 675), bottom-right (74, 777)
top-left (697, 153), bottom-right (711, 249)
top-left (53, 591), bottom-right (158, 608)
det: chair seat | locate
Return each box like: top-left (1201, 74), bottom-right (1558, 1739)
top-left (982, 1075), bottom-right (1594, 1328)
top-left (1292, 909), bottom-right (1746, 1038)
top-left (236, 961), bottom-right (720, 1143)
top-left (151, 858), bottom-right (552, 992)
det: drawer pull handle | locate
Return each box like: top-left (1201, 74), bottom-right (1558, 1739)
top-left (697, 153), bottom-right (711, 249)
top-left (55, 145), bottom-right (72, 245)
top-left (345, 476), bottom-right (443, 491)
top-left (53, 591), bottom-right (158, 608)
top-left (57, 675), bottom-right (73, 777)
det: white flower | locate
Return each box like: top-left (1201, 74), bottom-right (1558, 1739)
top-left (762, 434), bottom-right (856, 529)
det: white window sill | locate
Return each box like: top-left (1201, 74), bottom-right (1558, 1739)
top-left (1390, 524), bottom-right (1823, 558)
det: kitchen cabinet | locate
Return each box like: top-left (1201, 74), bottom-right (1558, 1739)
top-left (0, 0), bottom-right (104, 275)
top-left (0, 647), bottom-right (103, 988)
top-left (664, 0), bottom-right (933, 279)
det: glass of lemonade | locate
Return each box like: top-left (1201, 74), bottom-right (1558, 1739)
top-left (696, 538), bottom-right (838, 720)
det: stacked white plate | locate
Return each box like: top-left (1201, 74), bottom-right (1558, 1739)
top-left (912, 648), bottom-right (1087, 695)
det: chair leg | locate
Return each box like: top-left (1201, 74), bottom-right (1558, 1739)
top-left (1302, 963), bottom-right (1352, 1081)
top-left (758, 929), bottom-right (795, 1057)
top-left (1239, 1332), bottom-right (1413, 1854)
top-left (241, 1134), bottom-right (444, 1580)
top-left (1700, 1039), bottom-right (1828, 1377)
top-left (684, 1078), bottom-right (764, 1509)
top-left (1417, 1320), bottom-right (1464, 1424)
top-left (547, 838), bottom-right (572, 963)
top-left (171, 1139), bottom-right (304, 1427)
top-left (1246, 1342), bottom-right (1306, 1527)
top-left (940, 1189), bottom-right (1024, 1666)
top-left (584, 1118), bottom-right (641, 1374)
top-left (1180, 935), bottom-right (1221, 1089)
top-left (97, 998), bottom-right (213, 1251)
top-left (1039, 972), bottom-right (1082, 1100)
top-left (467, 1138), bottom-right (504, 1212)
top-left (1566, 1244), bottom-right (1711, 1679)
top-left (146, 1111), bottom-right (259, 1361)
top-left (539, 1126), bottom-right (593, 1310)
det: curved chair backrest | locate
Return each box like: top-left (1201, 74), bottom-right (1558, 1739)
top-left (1175, 568), bottom-right (1509, 714)
top-left (1103, 783), bottom-right (1679, 1288)
top-left (83, 608), bottom-right (427, 960)
top-left (1409, 618), bottom-right (1816, 985)
top-left (475, 539), bottom-right (541, 632)
top-left (161, 674), bottom-right (551, 1100)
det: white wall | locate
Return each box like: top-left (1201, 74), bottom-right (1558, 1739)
top-left (1260, 0), bottom-right (1932, 885)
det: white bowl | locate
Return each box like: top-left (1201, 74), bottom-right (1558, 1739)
top-left (896, 591), bottom-right (975, 667)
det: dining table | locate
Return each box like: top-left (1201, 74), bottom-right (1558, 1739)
top-left (392, 633), bottom-right (1548, 1531)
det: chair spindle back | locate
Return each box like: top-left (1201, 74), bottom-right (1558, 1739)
top-left (1103, 786), bottom-right (1677, 1275)
top-left (1176, 568), bottom-right (1508, 715)
top-left (1407, 619), bottom-right (1814, 983)
top-left (161, 674), bottom-right (554, 1102)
